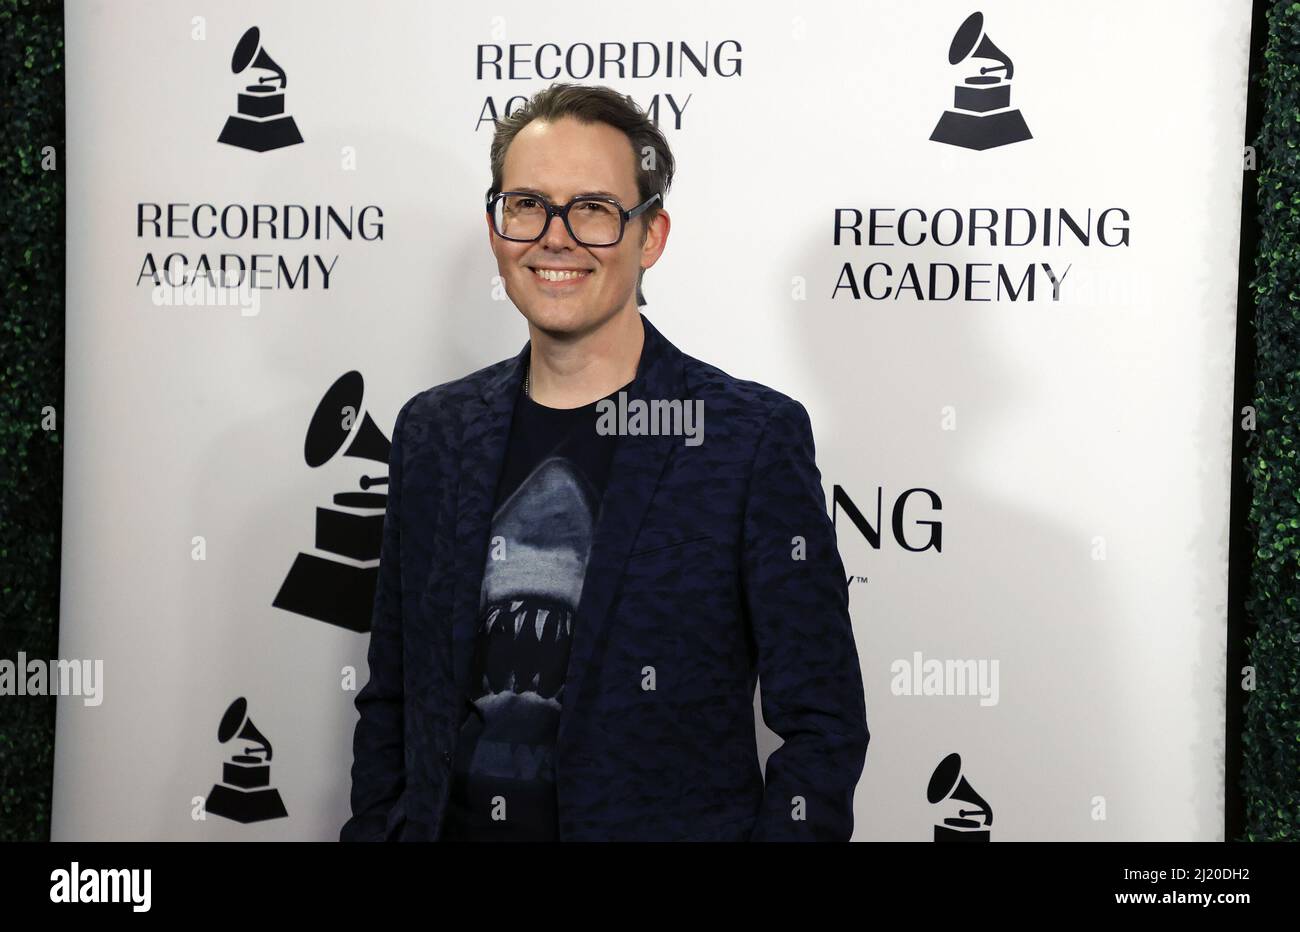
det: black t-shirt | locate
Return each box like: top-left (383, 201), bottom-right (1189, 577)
top-left (439, 373), bottom-right (630, 841)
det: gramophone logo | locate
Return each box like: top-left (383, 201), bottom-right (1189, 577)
top-left (217, 26), bottom-right (304, 152)
top-left (205, 697), bottom-right (288, 823)
top-left (929, 11), bottom-right (1032, 150)
top-left (927, 752), bottom-right (994, 841)
top-left (273, 371), bottom-right (391, 633)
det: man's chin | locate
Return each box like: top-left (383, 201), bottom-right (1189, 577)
top-left (519, 304), bottom-right (599, 338)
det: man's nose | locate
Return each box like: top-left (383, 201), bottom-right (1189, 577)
top-left (540, 209), bottom-right (580, 249)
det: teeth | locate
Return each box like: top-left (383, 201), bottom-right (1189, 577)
top-left (533, 268), bottom-right (590, 282)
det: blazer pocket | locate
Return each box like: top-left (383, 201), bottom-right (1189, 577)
top-left (627, 532), bottom-right (713, 558)
top-left (614, 536), bottom-right (717, 710)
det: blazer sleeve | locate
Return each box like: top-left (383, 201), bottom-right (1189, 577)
top-left (740, 398), bottom-right (870, 841)
top-left (340, 395), bottom-right (416, 842)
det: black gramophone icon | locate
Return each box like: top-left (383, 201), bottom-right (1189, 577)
top-left (205, 697), bottom-right (289, 823)
top-left (273, 371), bottom-right (391, 633)
top-left (927, 751), bottom-right (994, 841)
top-left (929, 11), bottom-right (1032, 151)
top-left (217, 26), bottom-right (304, 152)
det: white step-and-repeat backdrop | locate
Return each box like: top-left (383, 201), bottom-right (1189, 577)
top-left (53, 0), bottom-right (1251, 840)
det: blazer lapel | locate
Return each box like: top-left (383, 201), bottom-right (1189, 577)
top-left (449, 340), bottom-right (527, 700)
top-left (557, 314), bottom-right (683, 749)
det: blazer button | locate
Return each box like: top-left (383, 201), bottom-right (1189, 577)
top-left (442, 751), bottom-right (451, 764)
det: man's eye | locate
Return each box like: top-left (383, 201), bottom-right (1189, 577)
top-left (516, 198), bottom-right (539, 209)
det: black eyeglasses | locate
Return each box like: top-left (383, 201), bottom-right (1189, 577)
top-left (486, 189), bottom-right (661, 247)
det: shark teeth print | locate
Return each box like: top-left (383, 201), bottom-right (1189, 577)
top-left (477, 599), bottom-right (575, 701)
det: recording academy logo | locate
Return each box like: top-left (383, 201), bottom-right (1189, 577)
top-left (218, 26), bottom-right (304, 152)
top-left (929, 11), bottom-right (1032, 150)
top-left (928, 752), bottom-right (994, 841)
top-left (205, 697), bottom-right (288, 823)
top-left (273, 371), bottom-right (392, 633)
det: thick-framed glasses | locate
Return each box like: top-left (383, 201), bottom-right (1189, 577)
top-left (486, 189), bottom-right (662, 247)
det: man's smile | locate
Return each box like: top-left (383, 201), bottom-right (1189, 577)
top-left (530, 266), bottom-right (594, 286)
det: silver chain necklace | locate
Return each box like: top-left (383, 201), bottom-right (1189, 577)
top-left (523, 361), bottom-right (530, 399)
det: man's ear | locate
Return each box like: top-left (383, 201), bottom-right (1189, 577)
top-left (639, 208), bottom-right (670, 270)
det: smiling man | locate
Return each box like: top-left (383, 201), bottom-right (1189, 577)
top-left (341, 82), bottom-right (870, 842)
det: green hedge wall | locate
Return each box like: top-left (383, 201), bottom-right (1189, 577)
top-left (0, 0), bottom-right (63, 842)
top-left (1241, 0), bottom-right (1300, 842)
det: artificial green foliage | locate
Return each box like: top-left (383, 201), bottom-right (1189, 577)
top-left (1241, 0), bottom-right (1300, 842)
top-left (0, 0), bottom-right (63, 842)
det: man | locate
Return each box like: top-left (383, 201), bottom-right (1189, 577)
top-left (341, 82), bottom-right (869, 842)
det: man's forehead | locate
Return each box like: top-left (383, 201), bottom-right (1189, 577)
top-left (506, 185), bottom-right (627, 201)
top-left (501, 119), bottom-right (638, 199)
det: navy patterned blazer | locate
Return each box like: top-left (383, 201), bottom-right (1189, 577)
top-left (341, 312), bottom-right (870, 842)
